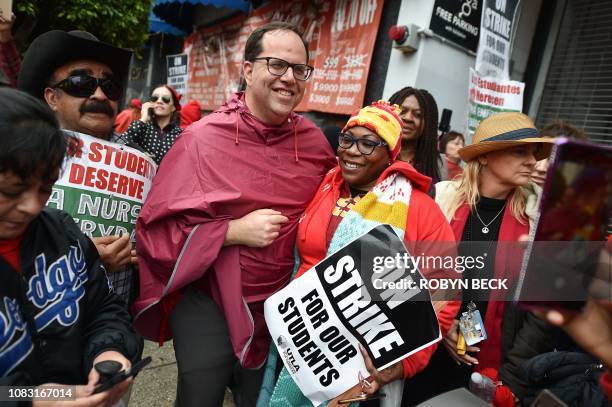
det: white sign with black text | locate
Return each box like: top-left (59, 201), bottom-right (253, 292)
top-left (264, 225), bottom-right (441, 406)
top-left (474, 0), bottom-right (520, 78)
top-left (166, 53), bottom-right (189, 95)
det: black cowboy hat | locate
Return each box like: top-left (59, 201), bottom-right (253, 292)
top-left (18, 30), bottom-right (132, 100)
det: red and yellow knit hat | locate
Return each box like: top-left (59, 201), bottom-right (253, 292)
top-left (342, 100), bottom-right (403, 160)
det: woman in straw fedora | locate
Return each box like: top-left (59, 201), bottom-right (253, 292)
top-left (403, 112), bottom-right (554, 403)
top-left (257, 100), bottom-right (459, 407)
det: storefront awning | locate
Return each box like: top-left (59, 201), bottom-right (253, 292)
top-left (152, 0), bottom-right (250, 34)
top-left (149, 12), bottom-right (188, 36)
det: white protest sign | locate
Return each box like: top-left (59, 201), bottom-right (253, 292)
top-left (475, 0), bottom-right (520, 79)
top-left (468, 68), bottom-right (525, 135)
top-left (46, 132), bottom-right (157, 240)
top-left (265, 225), bottom-right (441, 406)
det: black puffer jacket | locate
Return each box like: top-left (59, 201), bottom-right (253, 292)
top-left (499, 305), bottom-right (586, 402)
top-left (0, 208), bottom-right (142, 389)
top-left (522, 351), bottom-right (608, 407)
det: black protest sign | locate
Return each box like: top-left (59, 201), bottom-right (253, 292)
top-left (166, 53), bottom-right (189, 94)
top-left (314, 225), bottom-right (440, 370)
top-left (429, 0), bottom-right (483, 53)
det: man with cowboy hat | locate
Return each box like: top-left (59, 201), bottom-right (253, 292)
top-left (18, 31), bottom-right (138, 303)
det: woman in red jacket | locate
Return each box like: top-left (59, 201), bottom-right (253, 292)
top-left (258, 100), bottom-right (459, 406)
top-left (402, 112), bottom-right (553, 404)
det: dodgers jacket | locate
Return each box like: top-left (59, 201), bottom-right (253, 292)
top-left (0, 208), bottom-right (142, 389)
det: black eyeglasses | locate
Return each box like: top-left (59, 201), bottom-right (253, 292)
top-left (338, 133), bottom-right (387, 155)
top-left (50, 74), bottom-right (122, 101)
top-left (252, 57), bottom-right (314, 81)
top-left (151, 95), bottom-right (171, 104)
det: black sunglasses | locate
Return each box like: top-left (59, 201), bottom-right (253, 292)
top-left (150, 94), bottom-right (171, 104)
top-left (51, 74), bottom-right (122, 101)
top-left (338, 132), bottom-right (387, 155)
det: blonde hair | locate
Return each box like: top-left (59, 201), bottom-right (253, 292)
top-left (447, 160), bottom-right (529, 224)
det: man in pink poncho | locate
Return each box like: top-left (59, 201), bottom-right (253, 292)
top-left (133, 22), bottom-right (336, 407)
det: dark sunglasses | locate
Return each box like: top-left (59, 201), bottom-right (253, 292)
top-left (50, 74), bottom-right (122, 101)
top-left (150, 94), bottom-right (171, 104)
top-left (338, 132), bottom-right (387, 155)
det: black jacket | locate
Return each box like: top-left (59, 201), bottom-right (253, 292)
top-left (0, 208), bottom-right (142, 389)
top-left (499, 305), bottom-right (579, 401)
top-left (522, 351), bottom-right (608, 407)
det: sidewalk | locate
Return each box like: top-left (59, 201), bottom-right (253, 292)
top-left (130, 340), bottom-right (235, 407)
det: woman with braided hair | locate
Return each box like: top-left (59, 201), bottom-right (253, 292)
top-left (389, 87), bottom-right (447, 190)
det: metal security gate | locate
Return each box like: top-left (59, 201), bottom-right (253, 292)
top-left (535, 0), bottom-right (612, 145)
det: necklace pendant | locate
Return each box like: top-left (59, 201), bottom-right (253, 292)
top-left (482, 226), bottom-right (489, 234)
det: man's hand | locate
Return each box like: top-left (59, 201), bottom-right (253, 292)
top-left (88, 351), bottom-right (133, 406)
top-left (32, 350), bottom-right (131, 407)
top-left (0, 13), bottom-right (14, 43)
top-left (224, 209), bottom-right (288, 247)
top-left (32, 384), bottom-right (108, 407)
top-left (442, 319), bottom-right (480, 366)
top-left (91, 234), bottom-right (133, 273)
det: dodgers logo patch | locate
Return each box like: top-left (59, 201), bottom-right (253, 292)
top-left (27, 243), bottom-right (88, 331)
top-left (0, 297), bottom-right (34, 376)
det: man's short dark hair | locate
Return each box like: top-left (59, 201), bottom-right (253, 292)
top-left (540, 120), bottom-right (588, 140)
top-left (0, 88), bottom-right (66, 181)
top-left (244, 21), bottom-right (309, 63)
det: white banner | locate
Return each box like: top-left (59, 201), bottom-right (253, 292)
top-left (469, 0), bottom-right (523, 135)
top-left (468, 68), bottom-right (525, 135)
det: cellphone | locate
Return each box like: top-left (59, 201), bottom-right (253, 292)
top-left (147, 107), bottom-right (156, 120)
top-left (338, 392), bottom-right (385, 404)
top-left (0, 0), bottom-right (12, 20)
top-left (93, 357), bottom-right (152, 394)
top-left (531, 389), bottom-right (566, 407)
top-left (514, 138), bottom-right (612, 311)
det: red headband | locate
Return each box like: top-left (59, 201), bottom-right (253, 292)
top-left (164, 85), bottom-right (182, 111)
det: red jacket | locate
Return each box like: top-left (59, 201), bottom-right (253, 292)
top-left (133, 93), bottom-right (335, 367)
top-left (436, 181), bottom-right (540, 371)
top-left (114, 108), bottom-right (140, 133)
top-left (601, 371), bottom-right (612, 400)
top-left (294, 161), bottom-right (459, 378)
top-left (180, 100), bottom-right (202, 129)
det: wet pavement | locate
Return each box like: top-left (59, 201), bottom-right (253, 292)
top-left (130, 340), bottom-right (234, 407)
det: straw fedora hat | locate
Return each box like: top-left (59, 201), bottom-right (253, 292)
top-left (459, 112), bottom-right (554, 161)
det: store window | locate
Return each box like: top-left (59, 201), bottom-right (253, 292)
top-left (536, 0), bottom-right (612, 146)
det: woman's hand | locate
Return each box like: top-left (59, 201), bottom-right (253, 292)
top-left (441, 319), bottom-right (480, 366)
top-left (328, 344), bottom-right (403, 406)
top-left (140, 102), bottom-right (155, 122)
